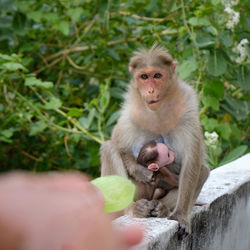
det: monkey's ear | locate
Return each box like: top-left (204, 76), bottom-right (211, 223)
top-left (129, 56), bottom-right (141, 74)
top-left (158, 54), bottom-right (173, 67)
top-left (172, 61), bottom-right (178, 73)
top-left (128, 65), bottom-right (134, 73)
top-left (148, 163), bottom-right (159, 171)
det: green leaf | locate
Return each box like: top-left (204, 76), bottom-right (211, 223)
top-left (29, 121), bottom-right (47, 136)
top-left (44, 13), bottom-right (59, 23)
top-left (0, 53), bottom-right (13, 61)
top-left (0, 128), bottom-right (15, 138)
top-left (203, 80), bottom-right (224, 99)
top-left (207, 50), bottom-right (227, 76)
top-left (206, 26), bottom-right (217, 36)
top-left (202, 96), bottom-right (219, 110)
top-left (196, 33), bottom-right (215, 48)
top-left (91, 175), bottom-right (135, 213)
top-left (107, 111), bottom-right (120, 127)
top-left (24, 77), bottom-right (53, 89)
top-left (86, 108), bottom-right (96, 129)
top-left (217, 123), bottom-right (232, 140)
top-left (212, 0), bottom-right (221, 5)
top-left (67, 108), bottom-right (83, 118)
top-left (0, 16), bottom-right (12, 28)
top-left (13, 12), bottom-right (26, 35)
top-left (1, 62), bottom-right (26, 71)
top-left (110, 87), bottom-right (124, 99)
top-left (188, 17), bottom-right (210, 26)
top-left (238, 70), bottom-right (250, 91)
top-left (54, 21), bottom-right (70, 36)
top-left (0, 0), bottom-right (15, 9)
top-left (0, 136), bottom-right (12, 143)
top-left (219, 31), bottom-right (233, 48)
top-left (59, 0), bottom-right (69, 7)
top-left (78, 116), bottom-right (88, 129)
top-left (178, 59), bottom-right (198, 80)
top-left (44, 97), bottom-right (62, 110)
top-left (27, 11), bottom-right (43, 22)
top-left (219, 145), bottom-right (248, 166)
top-left (222, 93), bottom-right (249, 120)
top-left (201, 117), bottom-right (218, 131)
top-left (100, 91), bottom-right (110, 113)
top-left (67, 8), bottom-right (85, 22)
top-left (107, 48), bottom-right (120, 61)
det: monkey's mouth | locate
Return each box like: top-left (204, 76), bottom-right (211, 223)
top-left (148, 100), bottom-right (159, 105)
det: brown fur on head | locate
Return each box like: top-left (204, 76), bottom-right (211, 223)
top-left (137, 141), bottom-right (158, 167)
top-left (129, 44), bottom-right (177, 75)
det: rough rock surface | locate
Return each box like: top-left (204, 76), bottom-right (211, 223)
top-left (114, 153), bottom-right (250, 250)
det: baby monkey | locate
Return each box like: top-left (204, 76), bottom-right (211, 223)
top-left (136, 141), bottom-right (179, 200)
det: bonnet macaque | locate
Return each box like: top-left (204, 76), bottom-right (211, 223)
top-left (101, 45), bottom-right (210, 238)
top-left (136, 140), bottom-right (179, 200)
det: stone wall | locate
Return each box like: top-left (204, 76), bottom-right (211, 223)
top-left (115, 153), bottom-right (250, 250)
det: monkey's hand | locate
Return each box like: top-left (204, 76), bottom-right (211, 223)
top-left (168, 210), bottom-right (190, 240)
top-left (121, 152), bottom-right (155, 183)
top-left (134, 166), bottom-right (155, 184)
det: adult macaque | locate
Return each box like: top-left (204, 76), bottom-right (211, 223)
top-left (101, 45), bottom-right (210, 238)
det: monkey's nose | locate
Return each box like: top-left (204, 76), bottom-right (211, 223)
top-left (148, 88), bottom-right (154, 94)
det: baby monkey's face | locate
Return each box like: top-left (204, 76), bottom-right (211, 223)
top-left (155, 143), bottom-right (175, 167)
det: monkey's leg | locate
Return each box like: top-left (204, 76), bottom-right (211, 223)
top-left (192, 164), bottom-right (210, 204)
top-left (160, 188), bottom-right (178, 212)
top-left (152, 188), bottom-right (166, 200)
top-left (100, 140), bottom-right (128, 177)
top-left (167, 164), bottom-right (209, 239)
top-left (167, 156), bottom-right (201, 239)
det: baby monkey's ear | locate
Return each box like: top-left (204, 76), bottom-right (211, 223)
top-left (148, 163), bottom-right (160, 171)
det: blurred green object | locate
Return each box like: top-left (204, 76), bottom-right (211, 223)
top-left (91, 175), bottom-right (135, 213)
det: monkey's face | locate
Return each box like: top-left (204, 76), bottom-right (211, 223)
top-left (135, 68), bottom-right (168, 111)
top-left (156, 143), bottom-right (175, 166)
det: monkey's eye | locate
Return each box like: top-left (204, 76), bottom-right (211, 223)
top-left (154, 73), bottom-right (162, 79)
top-left (140, 74), bottom-right (148, 80)
top-left (168, 152), bottom-right (170, 157)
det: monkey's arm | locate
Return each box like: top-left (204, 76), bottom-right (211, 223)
top-left (158, 167), bottom-right (179, 188)
top-left (110, 119), bottom-right (155, 183)
top-left (121, 152), bottom-right (154, 183)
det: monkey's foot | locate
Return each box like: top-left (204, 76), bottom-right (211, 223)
top-left (168, 211), bottom-right (190, 240)
top-left (150, 200), bottom-right (169, 217)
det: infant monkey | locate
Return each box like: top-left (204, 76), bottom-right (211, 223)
top-left (137, 141), bottom-right (179, 200)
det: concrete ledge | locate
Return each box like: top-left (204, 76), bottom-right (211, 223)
top-left (115, 153), bottom-right (250, 250)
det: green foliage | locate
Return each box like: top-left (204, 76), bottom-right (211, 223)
top-left (0, 0), bottom-right (249, 174)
